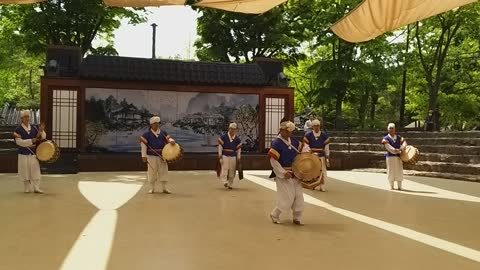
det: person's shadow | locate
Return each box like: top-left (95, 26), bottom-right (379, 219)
top-left (399, 189), bottom-right (437, 194)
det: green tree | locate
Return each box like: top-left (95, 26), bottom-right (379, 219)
top-left (194, 0), bottom-right (315, 63)
top-left (413, 3), bottom-right (480, 130)
top-left (1, 0), bottom-right (146, 56)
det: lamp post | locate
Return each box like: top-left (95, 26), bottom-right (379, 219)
top-left (151, 23), bottom-right (158, 59)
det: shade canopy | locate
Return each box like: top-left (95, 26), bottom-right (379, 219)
top-left (193, 0), bottom-right (287, 14)
top-left (103, 0), bottom-right (186, 7)
top-left (3, 0), bottom-right (477, 36)
top-left (0, 0), bottom-right (45, 4)
top-left (331, 0), bottom-right (479, 43)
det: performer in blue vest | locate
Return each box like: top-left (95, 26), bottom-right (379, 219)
top-left (301, 119), bottom-right (330, 191)
top-left (268, 119), bottom-right (305, 225)
top-left (218, 122), bottom-right (242, 189)
top-left (140, 116), bottom-right (176, 194)
top-left (13, 110), bottom-right (46, 193)
top-left (381, 123), bottom-right (407, 190)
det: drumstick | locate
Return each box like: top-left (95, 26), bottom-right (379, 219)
top-left (146, 160), bottom-right (154, 170)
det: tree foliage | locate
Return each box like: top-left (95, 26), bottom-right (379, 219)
top-left (196, 0), bottom-right (479, 130)
top-left (194, 0), bottom-right (316, 63)
top-left (0, 0), bottom-right (146, 109)
top-left (1, 0), bottom-right (146, 55)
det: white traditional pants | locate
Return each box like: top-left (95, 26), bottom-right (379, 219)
top-left (147, 155), bottom-right (169, 190)
top-left (272, 176), bottom-right (304, 220)
top-left (18, 154), bottom-right (41, 191)
top-left (320, 156), bottom-right (327, 183)
top-left (221, 156), bottom-right (237, 187)
top-left (386, 156), bottom-right (403, 188)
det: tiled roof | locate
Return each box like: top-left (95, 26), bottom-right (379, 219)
top-left (80, 55), bottom-right (268, 86)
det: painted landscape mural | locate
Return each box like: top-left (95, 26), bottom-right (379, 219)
top-left (85, 88), bottom-right (259, 153)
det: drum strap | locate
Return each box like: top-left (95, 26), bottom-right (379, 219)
top-left (277, 135), bottom-right (300, 153)
top-left (142, 141), bottom-right (166, 162)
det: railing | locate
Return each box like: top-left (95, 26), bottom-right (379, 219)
top-left (0, 103), bottom-right (40, 125)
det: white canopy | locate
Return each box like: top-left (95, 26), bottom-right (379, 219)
top-left (331, 0), bottom-right (479, 43)
top-left (103, 0), bottom-right (186, 7)
top-left (193, 0), bottom-right (287, 14)
top-left (0, 0), bottom-right (45, 4)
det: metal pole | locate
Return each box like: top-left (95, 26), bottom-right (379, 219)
top-left (399, 24), bottom-right (411, 130)
top-left (151, 23), bottom-right (158, 59)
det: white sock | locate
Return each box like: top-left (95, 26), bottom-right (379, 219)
top-left (293, 211), bottom-right (302, 220)
top-left (271, 207), bottom-right (281, 218)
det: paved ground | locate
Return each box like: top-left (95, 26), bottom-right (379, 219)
top-left (1, 170), bottom-right (479, 270)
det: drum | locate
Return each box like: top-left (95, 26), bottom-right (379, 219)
top-left (36, 140), bottom-right (60, 163)
top-left (162, 143), bottom-right (183, 164)
top-left (292, 152), bottom-right (322, 187)
top-left (237, 159), bottom-right (243, 180)
top-left (400, 145), bottom-right (420, 165)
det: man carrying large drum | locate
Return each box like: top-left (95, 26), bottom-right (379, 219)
top-left (268, 119), bottom-right (305, 225)
top-left (13, 110), bottom-right (46, 193)
top-left (140, 116), bottom-right (177, 194)
top-left (381, 123), bottom-right (408, 190)
top-left (300, 119), bottom-right (330, 191)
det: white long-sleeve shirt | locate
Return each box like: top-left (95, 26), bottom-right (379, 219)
top-left (270, 158), bottom-right (287, 179)
top-left (140, 128), bottom-right (174, 158)
top-left (304, 120), bottom-right (312, 131)
top-left (15, 124), bottom-right (46, 148)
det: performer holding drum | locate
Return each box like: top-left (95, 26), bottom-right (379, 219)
top-left (217, 122), bottom-right (242, 190)
top-left (268, 119), bottom-right (305, 225)
top-left (381, 123), bottom-right (408, 190)
top-left (300, 119), bottom-right (330, 191)
top-left (13, 110), bottom-right (46, 193)
top-left (140, 116), bottom-right (176, 194)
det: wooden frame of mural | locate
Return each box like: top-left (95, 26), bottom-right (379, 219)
top-left (40, 77), bottom-right (294, 154)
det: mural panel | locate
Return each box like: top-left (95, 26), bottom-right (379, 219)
top-left (85, 88), bottom-right (259, 153)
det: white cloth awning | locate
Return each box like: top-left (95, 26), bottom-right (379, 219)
top-left (331, 0), bottom-right (479, 43)
top-left (194, 0), bottom-right (287, 14)
top-left (103, 0), bottom-right (186, 7)
top-left (0, 0), bottom-right (45, 4)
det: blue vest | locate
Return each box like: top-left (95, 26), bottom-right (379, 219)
top-left (268, 137), bottom-right (300, 167)
top-left (303, 131), bottom-right (330, 157)
top-left (218, 134), bottom-right (241, 157)
top-left (382, 135), bottom-right (403, 157)
top-left (13, 125), bottom-right (39, 155)
top-left (140, 129), bottom-right (171, 156)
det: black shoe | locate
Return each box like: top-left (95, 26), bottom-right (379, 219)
top-left (293, 220), bottom-right (305, 226)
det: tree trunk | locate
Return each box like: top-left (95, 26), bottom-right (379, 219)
top-left (370, 93), bottom-right (378, 128)
top-left (29, 69), bottom-right (34, 100)
top-left (334, 85), bottom-right (346, 130)
top-left (358, 88), bottom-right (369, 129)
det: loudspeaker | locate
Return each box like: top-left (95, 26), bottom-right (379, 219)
top-left (253, 57), bottom-right (285, 86)
top-left (45, 45), bottom-right (82, 77)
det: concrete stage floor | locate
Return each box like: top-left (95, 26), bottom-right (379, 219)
top-left (1, 170), bottom-right (480, 270)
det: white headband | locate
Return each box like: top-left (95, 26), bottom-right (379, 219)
top-left (150, 116), bottom-right (161, 124)
top-left (311, 119), bottom-right (321, 126)
top-left (20, 110), bottom-right (30, 118)
top-left (388, 123), bottom-right (395, 129)
top-left (280, 121), bottom-right (295, 132)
